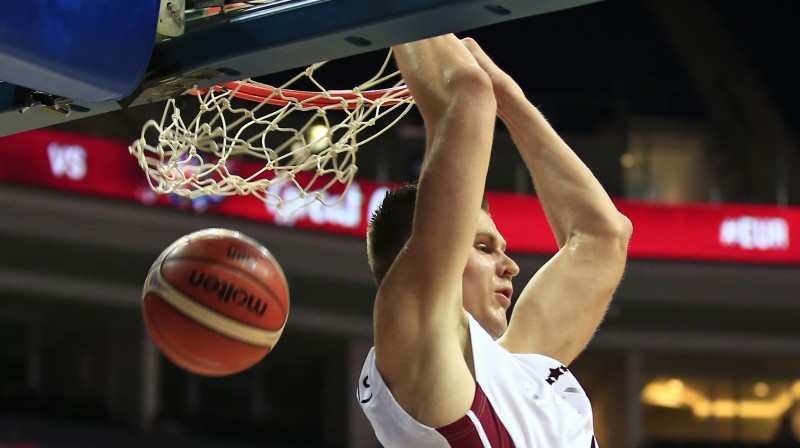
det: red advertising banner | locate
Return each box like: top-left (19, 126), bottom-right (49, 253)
top-left (1, 129), bottom-right (799, 264)
top-left (488, 194), bottom-right (800, 264)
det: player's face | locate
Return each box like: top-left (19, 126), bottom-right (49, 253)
top-left (462, 211), bottom-right (520, 340)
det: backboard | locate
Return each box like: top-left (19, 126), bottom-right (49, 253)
top-left (0, 0), bottom-right (601, 137)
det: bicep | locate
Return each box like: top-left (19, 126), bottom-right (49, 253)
top-left (372, 245), bottom-right (476, 427)
top-left (499, 234), bottom-right (629, 364)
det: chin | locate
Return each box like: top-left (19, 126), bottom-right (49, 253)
top-left (488, 322), bottom-right (507, 341)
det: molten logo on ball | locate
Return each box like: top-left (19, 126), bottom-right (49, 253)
top-left (188, 269), bottom-right (268, 316)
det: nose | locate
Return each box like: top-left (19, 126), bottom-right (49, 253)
top-left (499, 252), bottom-right (520, 279)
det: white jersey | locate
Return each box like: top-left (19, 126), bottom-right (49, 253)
top-left (357, 314), bottom-right (597, 447)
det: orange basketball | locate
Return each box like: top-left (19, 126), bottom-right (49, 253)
top-left (142, 228), bottom-right (290, 376)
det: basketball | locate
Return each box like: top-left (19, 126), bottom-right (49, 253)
top-left (142, 228), bottom-right (290, 376)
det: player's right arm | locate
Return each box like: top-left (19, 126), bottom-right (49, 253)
top-left (372, 35), bottom-right (497, 428)
top-left (463, 38), bottom-right (632, 365)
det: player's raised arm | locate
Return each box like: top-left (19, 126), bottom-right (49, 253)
top-left (463, 38), bottom-right (633, 365)
top-left (371, 35), bottom-right (496, 427)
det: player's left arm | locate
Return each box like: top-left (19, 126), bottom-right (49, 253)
top-left (463, 38), bottom-right (633, 365)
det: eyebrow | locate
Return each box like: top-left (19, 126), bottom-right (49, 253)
top-left (476, 231), bottom-right (507, 252)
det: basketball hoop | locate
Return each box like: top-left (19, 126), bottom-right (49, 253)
top-left (129, 49), bottom-right (414, 215)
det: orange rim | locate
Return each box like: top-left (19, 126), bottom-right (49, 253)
top-left (193, 82), bottom-right (411, 110)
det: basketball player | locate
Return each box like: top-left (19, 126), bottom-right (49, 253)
top-left (357, 34), bottom-right (632, 447)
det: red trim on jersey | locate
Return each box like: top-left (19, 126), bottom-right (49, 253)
top-left (436, 383), bottom-right (515, 448)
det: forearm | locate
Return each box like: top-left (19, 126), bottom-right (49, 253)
top-left (392, 37), bottom-right (497, 273)
top-left (460, 38), bottom-right (629, 246)
top-left (498, 87), bottom-right (630, 246)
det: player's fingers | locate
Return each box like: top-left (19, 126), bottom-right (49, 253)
top-left (394, 34), bottom-right (478, 80)
top-left (460, 38), bottom-right (522, 121)
top-left (460, 38), bottom-right (494, 68)
top-left (460, 37), bottom-right (483, 53)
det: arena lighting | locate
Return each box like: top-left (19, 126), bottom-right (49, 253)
top-left (619, 152), bottom-right (636, 169)
top-left (666, 378), bottom-right (685, 395)
top-left (641, 378), bottom-right (702, 410)
top-left (642, 378), bottom-right (797, 419)
top-left (287, 123), bottom-right (332, 155)
top-left (306, 123), bottom-right (331, 154)
top-left (753, 382), bottom-right (770, 398)
top-left (792, 380), bottom-right (800, 398)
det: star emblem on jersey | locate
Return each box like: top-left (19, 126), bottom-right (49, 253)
top-left (546, 365), bottom-right (568, 385)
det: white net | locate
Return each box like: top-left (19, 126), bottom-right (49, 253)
top-left (129, 50), bottom-right (414, 214)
